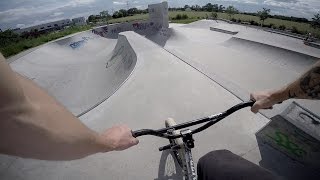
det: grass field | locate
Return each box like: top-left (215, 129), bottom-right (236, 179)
top-left (1, 25), bottom-right (91, 58)
top-left (108, 14), bottom-right (149, 23)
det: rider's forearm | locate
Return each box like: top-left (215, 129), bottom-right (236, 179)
top-left (0, 75), bottom-right (114, 160)
top-left (0, 56), bottom-right (114, 160)
top-left (269, 61), bottom-right (320, 103)
top-left (0, 54), bottom-right (26, 110)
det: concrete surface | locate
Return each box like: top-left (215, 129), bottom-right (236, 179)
top-left (10, 32), bottom-right (125, 116)
top-left (1, 19), bottom-right (320, 180)
top-left (163, 20), bottom-right (320, 118)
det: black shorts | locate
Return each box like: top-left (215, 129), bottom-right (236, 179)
top-left (197, 150), bottom-right (282, 180)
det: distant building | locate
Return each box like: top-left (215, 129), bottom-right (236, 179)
top-left (185, 8), bottom-right (192, 11)
top-left (13, 19), bottom-right (72, 34)
top-left (72, 17), bottom-right (86, 26)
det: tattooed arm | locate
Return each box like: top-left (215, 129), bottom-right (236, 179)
top-left (251, 61), bottom-right (320, 113)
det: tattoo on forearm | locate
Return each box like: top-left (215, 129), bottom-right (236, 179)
top-left (300, 66), bottom-right (320, 99)
top-left (288, 90), bottom-right (297, 98)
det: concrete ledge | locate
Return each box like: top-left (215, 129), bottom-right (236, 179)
top-left (304, 41), bottom-right (320, 49)
top-left (264, 29), bottom-right (305, 40)
top-left (210, 27), bottom-right (238, 35)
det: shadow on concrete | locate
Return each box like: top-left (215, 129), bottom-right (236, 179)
top-left (146, 28), bottom-right (173, 47)
top-left (155, 150), bottom-right (183, 180)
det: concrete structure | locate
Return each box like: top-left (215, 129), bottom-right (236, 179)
top-left (72, 17), bottom-right (86, 26)
top-left (92, 1), bottom-right (168, 38)
top-left (2, 2), bottom-right (320, 180)
top-left (14, 19), bottom-right (72, 34)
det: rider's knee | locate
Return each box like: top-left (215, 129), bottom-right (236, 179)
top-left (198, 149), bottom-right (232, 167)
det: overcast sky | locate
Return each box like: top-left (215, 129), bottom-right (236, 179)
top-left (0, 0), bottom-right (319, 30)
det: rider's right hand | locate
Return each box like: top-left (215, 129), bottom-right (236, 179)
top-left (100, 125), bottom-right (139, 151)
top-left (250, 91), bottom-right (279, 113)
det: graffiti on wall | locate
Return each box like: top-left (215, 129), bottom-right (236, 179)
top-left (91, 21), bottom-right (164, 38)
top-left (69, 37), bottom-right (93, 49)
top-left (267, 131), bottom-right (307, 158)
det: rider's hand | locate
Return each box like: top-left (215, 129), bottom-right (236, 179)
top-left (100, 125), bottom-right (139, 151)
top-left (250, 91), bottom-right (280, 113)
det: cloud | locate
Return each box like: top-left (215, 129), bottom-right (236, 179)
top-left (263, 0), bottom-right (319, 18)
top-left (242, 0), bottom-right (259, 4)
top-left (51, 12), bottom-right (64, 17)
top-left (263, 0), bottom-right (318, 11)
top-left (113, 1), bottom-right (127, 5)
top-left (135, 5), bottom-right (146, 9)
top-left (113, 0), bottom-right (140, 6)
top-left (0, 0), bottom-right (96, 22)
top-left (16, 23), bottom-right (25, 28)
top-left (68, 0), bottom-right (96, 7)
top-left (28, 17), bottom-right (65, 27)
top-left (270, 0), bottom-right (298, 2)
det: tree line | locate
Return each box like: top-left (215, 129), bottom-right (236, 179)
top-left (88, 8), bottom-right (148, 23)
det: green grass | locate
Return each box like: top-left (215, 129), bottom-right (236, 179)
top-left (108, 14), bottom-right (149, 24)
top-left (0, 25), bottom-right (91, 58)
top-left (171, 18), bottom-right (200, 24)
top-left (168, 11), bottom-right (319, 37)
top-left (169, 11), bottom-right (210, 19)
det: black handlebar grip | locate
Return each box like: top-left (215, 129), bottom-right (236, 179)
top-left (131, 130), bottom-right (139, 138)
top-left (131, 129), bottom-right (150, 138)
top-left (246, 100), bottom-right (255, 107)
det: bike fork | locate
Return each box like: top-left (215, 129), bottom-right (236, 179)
top-left (180, 129), bottom-right (197, 180)
top-left (183, 147), bottom-right (197, 180)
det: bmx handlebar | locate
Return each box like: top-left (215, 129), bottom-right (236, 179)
top-left (132, 100), bottom-right (255, 139)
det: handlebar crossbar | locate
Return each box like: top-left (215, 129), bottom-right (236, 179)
top-left (132, 101), bottom-right (255, 139)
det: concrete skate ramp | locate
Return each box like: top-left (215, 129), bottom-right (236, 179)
top-left (223, 37), bottom-right (318, 72)
top-left (10, 31), bottom-right (137, 116)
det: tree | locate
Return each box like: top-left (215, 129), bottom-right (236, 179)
top-left (88, 15), bottom-right (97, 23)
top-left (191, 5), bottom-right (201, 11)
top-left (99, 10), bottom-right (112, 21)
top-left (128, 8), bottom-right (138, 15)
top-left (311, 13), bottom-right (320, 29)
top-left (100, 10), bottom-right (109, 17)
top-left (218, 5), bottom-right (225, 12)
top-left (202, 3), bottom-right (214, 12)
top-left (184, 5), bottom-right (190, 10)
top-left (112, 11), bottom-right (123, 18)
top-left (118, 9), bottom-right (128, 17)
top-left (212, 4), bottom-right (219, 12)
top-left (226, 6), bottom-right (238, 19)
top-left (257, 8), bottom-right (270, 26)
top-left (195, 5), bottom-right (201, 11)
